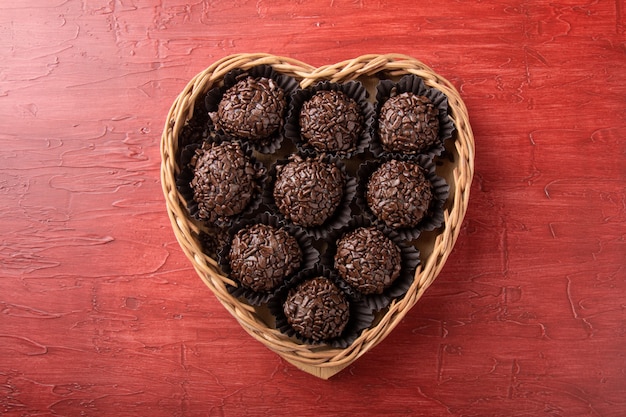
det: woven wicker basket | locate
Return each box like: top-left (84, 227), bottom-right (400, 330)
top-left (160, 53), bottom-right (474, 379)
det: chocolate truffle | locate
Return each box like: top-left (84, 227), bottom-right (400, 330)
top-left (228, 223), bottom-right (302, 292)
top-left (378, 92), bottom-right (439, 154)
top-left (334, 227), bottom-right (402, 295)
top-left (366, 159), bottom-right (433, 228)
top-left (273, 155), bottom-right (345, 227)
top-left (283, 277), bottom-right (350, 341)
top-left (190, 141), bottom-right (264, 223)
top-left (209, 77), bottom-right (286, 141)
top-left (299, 90), bottom-right (363, 152)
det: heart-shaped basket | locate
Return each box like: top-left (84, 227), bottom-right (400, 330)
top-left (160, 53), bottom-right (474, 379)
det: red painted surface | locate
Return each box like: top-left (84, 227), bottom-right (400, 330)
top-left (1, 1), bottom-right (625, 416)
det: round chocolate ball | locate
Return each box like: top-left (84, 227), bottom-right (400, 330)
top-left (273, 155), bottom-right (345, 227)
top-left (228, 223), bottom-right (302, 292)
top-left (283, 277), bottom-right (350, 341)
top-left (299, 90), bottom-right (363, 152)
top-left (378, 92), bottom-right (439, 154)
top-left (334, 227), bottom-right (402, 295)
top-left (211, 77), bottom-right (286, 141)
top-left (366, 159), bottom-right (433, 228)
top-left (190, 141), bottom-right (263, 222)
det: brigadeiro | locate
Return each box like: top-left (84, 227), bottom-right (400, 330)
top-left (211, 77), bottom-right (285, 139)
top-left (334, 226), bottom-right (402, 295)
top-left (357, 155), bottom-right (449, 240)
top-left (378, 93), bottom-right (439, 154)
top-left (269, 265), bottom-right (374, 346)
top-left (372, 74), bottom-right (455, 157)
top-left (326, 216), bottom-right (422, 311)
top-left (300, 90), bottom-right (362, 152)
top-left (218, 213), bottom-right (318, 305)
top-left (283, 276), bottom-right (350, 342)
top-left (176, 138), bottom-right (265, 226)
top-left (268, 154), bottom-right (356, 238)
top-left (229, 223), bottom-right (302, 292)
top-left (285, 81), bottom-right (373, 158)
top-left (205, 65), bottom-right (299, 153)
top-left (368, 159), bottom-right (432, 228)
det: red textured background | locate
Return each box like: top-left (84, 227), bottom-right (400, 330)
top-left (1, 1), bottom-right (625, 416)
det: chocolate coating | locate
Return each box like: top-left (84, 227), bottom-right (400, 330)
top-left (228, 223), bottom-right (302, 292)
top-left (283, 277), bottom-right (350, 341)
top-left (366, 159), bottom-right (433, 228)
top-left (378, 92), bottom-right (439, 154)
top-left (334, 227), bottom-right (402, 295)
top-left (210, 77), bottom-right (286, 140)
top-left (299, 90), bottom-right (363, 152)
top-left (273, 155), bottom-right (345, 227)
top-left (190, 141), bottom-right (263, 223)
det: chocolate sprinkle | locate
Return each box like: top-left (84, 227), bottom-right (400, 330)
top-left (209, 77), bottom-right (286, 141)
top-left (228, 223), bottom-right (302, 292)
top-left (378, 92), bottom-right (439, 154)
top-left (334, 227), bottom-right (402, 295)
top-left (190, 141), bottom-right (264, 223)
top-left (299, 90), bottom-right (363, 152)
top-left (283, 277), bottom-right (350, 341)
top-left (366, 159), bottom-right (433, 228)
top-left (273, 155), bottom-right (345, 227)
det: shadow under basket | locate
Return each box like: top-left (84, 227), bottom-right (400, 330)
top-left (160, 53), bottom-right (475, 380)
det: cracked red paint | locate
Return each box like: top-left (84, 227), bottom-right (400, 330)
top-left (1, 0), bottom-right (625, 415)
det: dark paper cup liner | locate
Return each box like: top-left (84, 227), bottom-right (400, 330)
top-left (263, 154), bottom-right (356, 240)
top-left (205, 64), bottom-right (300, 154)
top-left (268, 264), bottom-right (374, 348)
top-left (176, 136), bottom-right (267, 228)
top-left (356, 154), bottom-right (449, 240)
top-left (217, 212), bottom-right (319, 306)
top-left (284, 81), bottom-right (374, 159)
top-left (176, 96), bottom-right (216, 151)
top-left (371, 74), bottom-right (456, 159)
top-left (196, 226), bottom-right (230, 259)
top-left (323, 215), bottom-right (421, 311)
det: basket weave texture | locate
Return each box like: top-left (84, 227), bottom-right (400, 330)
top-left (160, 53), bottom-right (475, 379)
